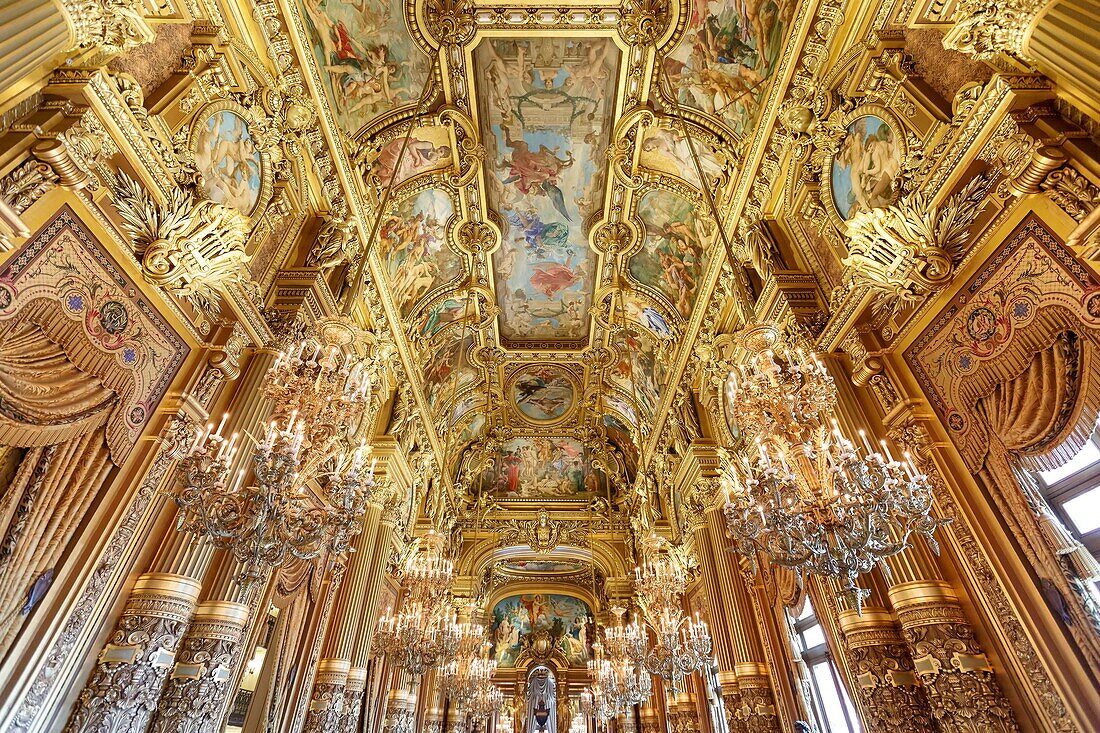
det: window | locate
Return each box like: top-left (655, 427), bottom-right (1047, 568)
top-left (704, 661), bottom-right (729, 733)
top-left (1038, 421), bottom-right (1100, 556)
top-left (790, 600), bottom-right (861, 733)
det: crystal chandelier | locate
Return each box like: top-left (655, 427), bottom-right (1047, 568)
top-left (440, 635), bottom-right (495, 704)
top-left (632, 536), bottom-right (711, 696)
top-left (722, 323), bottom-right (946, 609)
top-left (174, 326), bottom-right (377, 588)
top-left (464, 679), bottom-right (504, 721)
top-left (373, 531), bottom-right (467, 675)
top-left (373, 599), bottom-right (461, 676)
top-left (579, 680), bottom-right (618, 723)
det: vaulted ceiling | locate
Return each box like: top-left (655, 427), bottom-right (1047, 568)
top-left (286, 0), bottom-right (796, 508)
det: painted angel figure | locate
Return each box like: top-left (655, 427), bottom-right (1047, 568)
top-left (499, 125), bottom-right (574, 221)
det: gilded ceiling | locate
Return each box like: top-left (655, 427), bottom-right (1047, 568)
top-left (286, 0), bottom-right (797, 506)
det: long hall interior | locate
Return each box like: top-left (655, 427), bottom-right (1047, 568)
top-left (0, 0), bottom-right (1099, 730)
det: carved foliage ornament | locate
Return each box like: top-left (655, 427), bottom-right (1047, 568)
top-left (111, 172), bottom-right (252, 316)
top-left (941, 0), bottom-right (1047, 59)
top-left (57, 0), bottom-right (156, 55)
top-left (494, 508), bottom-right (588, 553)
top-left (842, 172), bottom-right (995, 319)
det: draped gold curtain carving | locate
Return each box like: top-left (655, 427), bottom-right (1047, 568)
top-left (0, 320), bottom-right (117, 658)
top-left (974, 331), bottom-right (1100, 676)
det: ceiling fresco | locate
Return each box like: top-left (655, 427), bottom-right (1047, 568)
top-left (475, 437), bottom-right (606, 502)
top-left (282, 0), bottom-right (791, 507)
top-left (665, 0), bottom-right (796, 136)
top-left (297, 0), bottom-right (430, 133)
top-left (476, 37), bottom-right (621, 348)
top-left (378, 188), bottom-right (462, 317)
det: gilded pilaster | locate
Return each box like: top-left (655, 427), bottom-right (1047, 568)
top-left (888, 581), bottom-right (1018, 732)
top-left (65, 572), bottom-right (203, 733)
top-left (838, 607), bottom-right (936, 733)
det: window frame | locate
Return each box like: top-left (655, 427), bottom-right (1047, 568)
top-left (789, 602), bottom-right (861, 733)
top-left (1037, 429), bottom-right (1100, 556)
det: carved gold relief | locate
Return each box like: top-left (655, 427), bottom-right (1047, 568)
top-left (111, 172), bottom-right (253, 316)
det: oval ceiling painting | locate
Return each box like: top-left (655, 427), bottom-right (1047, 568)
top-left (194, 109), bottom-right (263, 215)
top-left (510, 365), bottom-right (576, 424)
top-left (830, 115), bottom-right (902, 220)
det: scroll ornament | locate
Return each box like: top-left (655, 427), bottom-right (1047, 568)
top-left (111, 172), bottom-right (252, 316)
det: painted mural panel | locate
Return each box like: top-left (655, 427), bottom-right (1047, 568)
top-left (476, 38), bottom-right (620, 345)
top-left (609, 326), bottom-right (665, 419)
top-left (490, 594), bottom-right (593, 667)
top-left (830, 115), bottom-right (903, 220)
top-left (422, 331), bottom-right (477, 413)
top-left (637, 127), bottom-right (724, 190)
top-left (194, 110), bottom-right (263, 215)
top-left (367, 126), bottom-right (454, 188)
top-left (298, 0), bottom-right (429, 133)
top-left (510, 365), bottom-right (576, 423)
top-left (629, 190), bottom-right (709, 319)
top-left (378, 189), bottom-right (461, 317)
top-left (477, 437), bottom-right (603, 500)
top-left (664, 0), bottom-right (795, 137)
top-left (415, 298), bottom-right (467, 338)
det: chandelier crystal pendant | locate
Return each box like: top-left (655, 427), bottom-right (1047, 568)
top-left (722, 323), bottom-right (947, 610)
top-left (464, 679), bottom-right (504, 721)
top-left (174, 329), bottom-right (377, 588)
top-left (440, 634), bottom-right (495, 704)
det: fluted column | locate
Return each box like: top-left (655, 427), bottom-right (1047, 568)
top-left (65, 529), bottom-right (213, 733)
top-left (707, 511), bottom-right (780, 733)
top-left (836, 583), bottom-right (936, 733)
top-left (694, 510), bottom-right (743, 732)
top-left (342, 499), bottom-right (397, 733)
top-left (148, 553), bottom-right (258, 733)
top-left (302, 521), bottom-right (376, 732)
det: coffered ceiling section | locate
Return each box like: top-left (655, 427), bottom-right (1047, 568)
top-left (284, 0), bottom-right (798, 500)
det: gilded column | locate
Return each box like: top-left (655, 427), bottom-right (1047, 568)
top-left (302, 521), bottom-right (375, 733)
top-left (837, 597), bottom-right (936, 733)
top-left (708, 511), bottom-right (781, 733)
top-left (342, 493), bottom-right (398, 733)
top-left (147, 554), bottom-right (257, 733)
top-left (887, 578), bottom-right (1018, 732)
top-left (696, 515), bottom-right (744, 732)
top-left (305, 437), bottom-right (408, 733)
top-left (65, 531), bottom-right (212, 733)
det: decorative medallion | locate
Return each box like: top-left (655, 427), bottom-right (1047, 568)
top-left (191, 106), bottom-right (266, 216)
top-left (508, 365), bottom-right (577, 424)
top-left (823, 109), bottom-right (906, 223)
